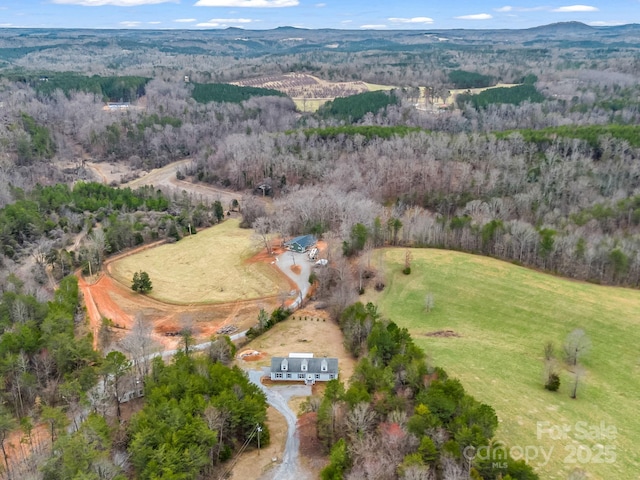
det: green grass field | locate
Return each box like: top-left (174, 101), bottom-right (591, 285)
top-left (110, 219), bottom-right (289, 304)
top-left (293, 97), bottom-right (331, 112)
top-left (363, 82), bottom-right (396, 92)
top-left (365, 249), bottom-right (640, 480)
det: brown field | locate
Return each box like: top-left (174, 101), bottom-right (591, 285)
top-left (232, 72), bottom-right (397, 112)
top-left (109, 218), bottom-right (290, 305)
top-left (234, 307), bottom-right (356, 479)
top-left (237, 306), bottom-right (357, 386)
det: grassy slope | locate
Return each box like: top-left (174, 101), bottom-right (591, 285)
top-left (364, 82), bottom-right (396, 91)
top-left (365, 248), bottom-right (639, 480)
top-left (110, 219), bottom-right (288, 304)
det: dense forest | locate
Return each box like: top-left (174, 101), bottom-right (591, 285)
top-left (318, 90), bottom-right (400, 123)
top-left (1, 23), bottom-right (640, 480)
top-left (197, 127), bottom-right (640, 287)
top-left (0, 181), bottom-right (225, 290)
top-left (2, 72), bottom-right (149, 101)
top-left (6, 330), bottom-right (266, 479)
top-left (455, 85), bottom-right (545, 109)
top-left (191, 82), bottom-right (286, 104)
top-left (448, 70), bottom-right (495, 89)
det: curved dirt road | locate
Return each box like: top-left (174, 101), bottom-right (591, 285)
top-left (87, 158), bottom-right (269, 210)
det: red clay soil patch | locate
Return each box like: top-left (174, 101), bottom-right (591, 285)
top-left (290, 265), bottom-right (302, 275)
top-left (78, 269), bottom-right (282, 351)
top-left (425, 330), bottom-right (461, 338)
top-left (77, 239), bottom-right (299, 352)
top-left (297, 412), bottom-right (324, 459)
top-left (245, 245), bottom-right (284, 264)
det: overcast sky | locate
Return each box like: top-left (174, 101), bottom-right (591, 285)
top-left (0, 0), bottom-right (635, 30)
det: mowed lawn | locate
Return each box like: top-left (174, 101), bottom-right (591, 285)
top-left (365, 249), bottom-right (640, 480)
top-left (110, 219), bottom-right (289, 304)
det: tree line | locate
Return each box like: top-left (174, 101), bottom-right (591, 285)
top-left (314, 302), bottom-right (538, 479)
top-left (2, 72), bottom-right (149, 102)
top-left (191, 82), bottom-right (286, 104)
top-left (205, 129), bottom-right (640, 287)
top-left (448, 70), bottom-right (495, 89)
top-left (456, 84), bottom-right (545, 109)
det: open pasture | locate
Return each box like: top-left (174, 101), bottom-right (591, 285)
top-left (366, 248), bottom-right (640, 480)
top-left (109, 218), bottom-right (290, 304)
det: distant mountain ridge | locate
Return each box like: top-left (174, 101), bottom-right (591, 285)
top-left (1, 21), bottom-right (640, 62)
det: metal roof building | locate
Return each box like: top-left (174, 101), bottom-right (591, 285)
top-left (270, 356), bottom-right (338, 385)
top-left (284, 234), bottom-right (317, 253)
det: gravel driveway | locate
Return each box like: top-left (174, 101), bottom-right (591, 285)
top-left (248, 369), bottom-right (312, 480)
top-left (276, 251), bottom-right (313, 309)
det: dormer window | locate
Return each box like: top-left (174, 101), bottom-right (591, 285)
top-left (321, 359), bottom-right (328, 372)
top-left (301, 359), bottom-right (308, 371)
top-left (281, 359), bottom-right (288, 371)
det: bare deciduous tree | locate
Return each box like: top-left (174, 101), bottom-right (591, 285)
top-left (570, 365), bottom-right (586, 399)
top-left (252, 216), bottom-right (273, 255)
top-left (563, 329), bottom-right (591, 367)
top-left (120, 312), bottom-right (158, 380)
top-left (346, 402), bottom-right (376, 439)
top-left (424, 293), bottom-right (435, 313)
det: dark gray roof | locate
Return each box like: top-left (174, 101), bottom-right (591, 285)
top-left (284, 234), bottom-right (316, 249)
top-left (270, 357), bottom-right (338, 375)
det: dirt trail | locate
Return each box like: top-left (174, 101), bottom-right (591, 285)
top-left (95, 158), bottom-right (269, 210)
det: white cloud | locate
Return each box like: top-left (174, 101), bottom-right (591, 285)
top-left (174, 18), bottom-right (197, 22)
top-left (196, 18), bottom-right (255, 27)
top-left (120, 20), bottom-right (142, 26)
top-left (340, 19), bottom-right (352, 24)
top-left (206, 17), bottom-right (253, 22)
top-left (552, 5), bottom-right (598, 12)
top-left (360, 24), bottom-right (387, 29)
top-left (53, 0), bottom-right (176, 5)
top-left (0, 23), bottom-right (13, 27)
top-left (495, 5), bottom-right (547, 12)
top-left (589, 20), bottom-right (623, 25)
top-left (455, 13), bottom-right (493, 20)
top-left (315, 2), bottom-right (326, 7)
top-left (148, 21), bottom-right (162, 24)
top-left (194, 0), bottom-right (298, 7)
top-left (388, 17), bottom-right (434, 24)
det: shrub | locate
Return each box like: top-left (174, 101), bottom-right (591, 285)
top-left (545, 373), bottom-right (560, 392)
top-left (402, 267), bottom-right (411, 275)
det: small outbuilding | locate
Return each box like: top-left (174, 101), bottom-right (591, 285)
top-left (284, 234), bottom-right (317, 253)
top-left (270, 354), bottom-right (338, 385)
